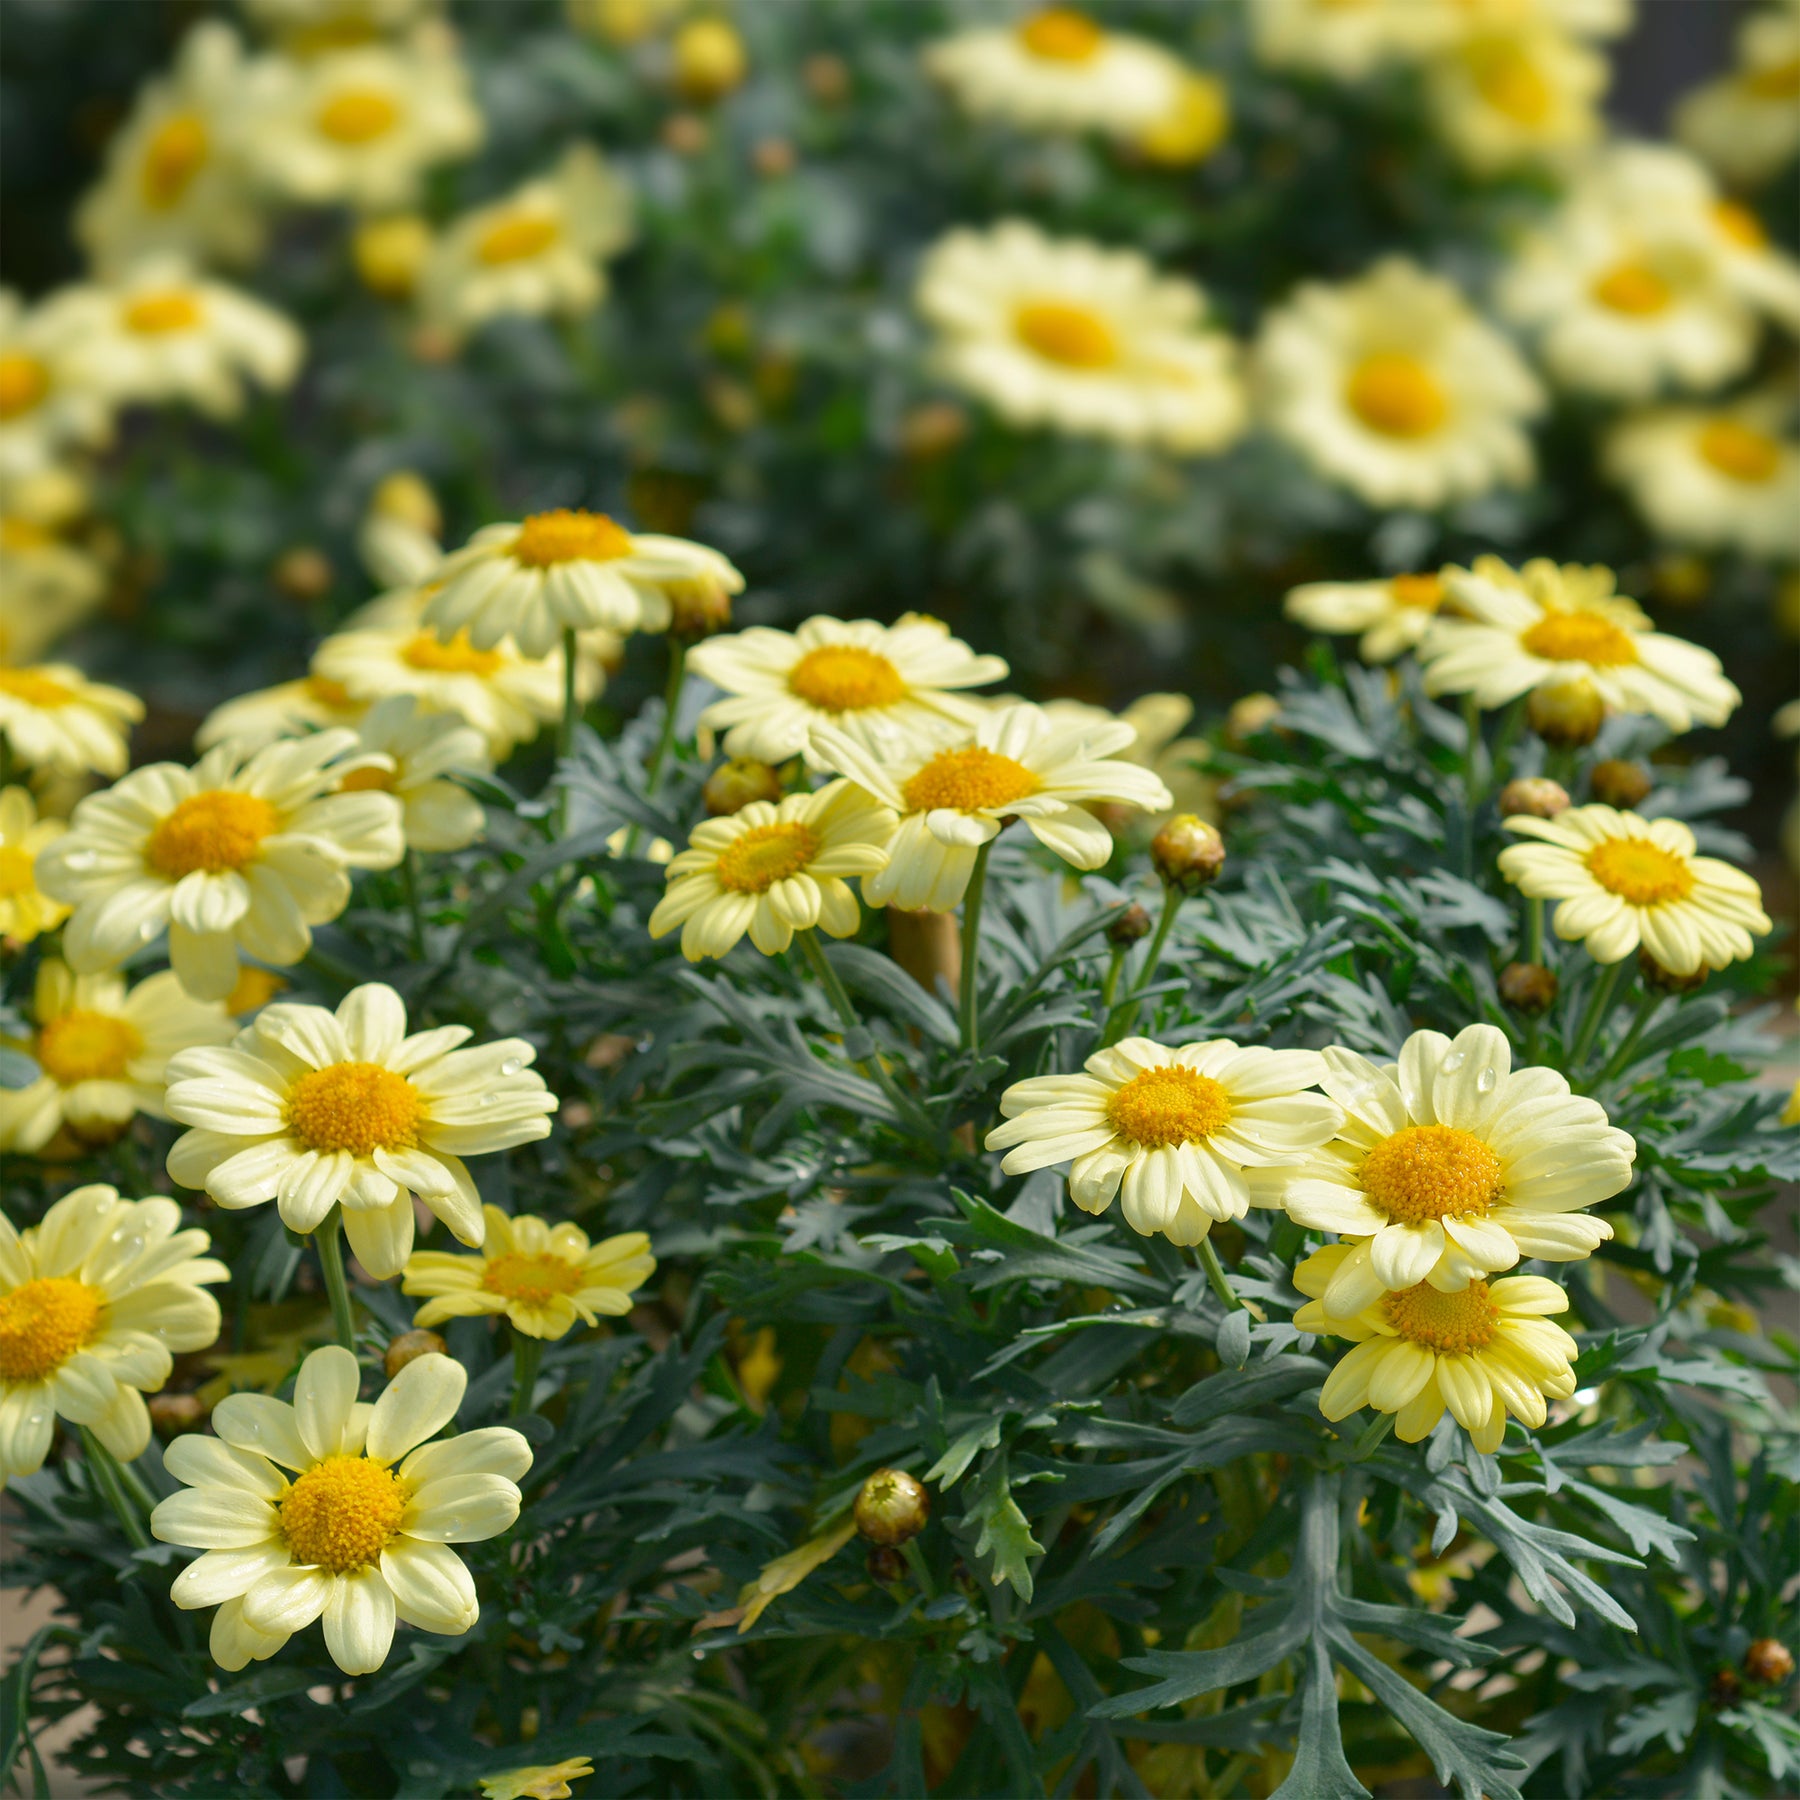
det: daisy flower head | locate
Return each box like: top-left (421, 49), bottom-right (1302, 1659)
top-left (1248, 0), bottom-right (1453, 77)
top-left (74, 23), bottom-right (264, 274)
top-left (0, 785), bottom-right (68, 942)
top-left (1422, 24), bottom-right (1608, 175)
top-left (150, 1344), bottom-right (531, 1675)
top-left (1420, 554), bottom-right (1740, 732)
top-left (922, 9), bottom-right (1189, 139)
top-left (0, 958), bottom-right (232, 1154)
top-left (164, 981), bottom-right (557, 1277)
top-left (1284, 570), bottom-right (1451, 663)
top-left (419, 143), bottom-right (633, 338)
top-left (1675, 5), bottom-right (1800, 187)
top-left (648, 779), bottom-right (896, 962)
top-left (814, 703), bottom-right (1172, 912)
top-left (195, 673), bottom-right (368, 754)
top-left (1283, 1024), bottom-right (1634, 1317)
top-left (0, 662), bottom-right (142, 779)
top-left (688, 614), bottom-right (1008, 767)
top-left (915, 220), bottom-right (1247, 454)
top-left (403, 1206), bottom-right (655, 1340)
top-left (1499, 805), bottom-right (1771, 977)
top-left (37, 730), bottom-right (404, 1001)
top-left (1295, 1245), bottom-right (1578, 1455)
top-left (987, 1038), bottom-right (1342, 1245)
top-left (421, 511), bottom-right (742, 658)
top-left (0, 290), bottom-right (114, 483)
top-left (0, 1184), bottom-right (228, 1486)
top-left (0, 518), bottom-right (108, 666)
top-left (339, 695), bottom-right (489, 853)
top-left (1603, 401), bottom-right (1800, 563)
top-left (1254, 257), bottom-right (1544, 510)
top-left (1706, 197), bottom-right (1800, 334)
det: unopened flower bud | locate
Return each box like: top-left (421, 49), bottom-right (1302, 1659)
top-left (1151, 814), bottom-right (1225, 893)
top-left (1497, 776), bottom-right (1570, 821)
top-left (1108, 903), bottom-right (1153, 947)
top-left (273, 546), bottom-right (333, 604)
top-left (1590, 759), bottom-right (1652, 810)
top-left (1709, 1668), bottom-right (1742, 1710)
top-left (353, 214), bottom-right (433, 300)
top-left (148, 1392), bottom-right (206, 1436)
top-left (1745, 1639), bottom-right (1795, 1685)
top-left (865, 1545), bottom-right (907, 1584)
top-left (385, 1329), bottom-right (448, 1378)
top-left (704, 758), bottom-right (783, 816)
top-left (1136, 71), bottom-right (1230, 166)
top-left (673, 17), bottom-right (747, 102)
top-left (666, 575), bottom-right (733, 641)
top-left (660, 111), bottom-right (710, 155)
top-left (1527, 677), bottom-right (1605, 749)
top-left (1638, 949), bottom-right (1707, 994)
top-left (898, 401), bottom-right (970, 460)
top-left (802, 52), bottom-right (850, 103)
top-left (854, 1467), bottom-right (930, 1547)
top-left (1498, 962), bottom-right (1557, 1015)
top-left (1224, 692), bottom-right (1281, 745)
top-left (751, 136), bottom-right (795, 178)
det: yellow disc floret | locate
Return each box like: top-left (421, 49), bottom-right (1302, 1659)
top-left (0, 352), bottom-right (49, 420)
top-left (1345, 354), bottom-right (1448, 439)
top-left (786, 645), bottom-right (908, 712)
top-left (1382, 1279), bottom-right (1501, 1354)
top-left (481, 1252), bottom-right (584, 1305)
top-left (715, 822), bottom-right (821, 894)
top-left (1390, 573), bottom-right (1445, 611)
top-left (146, 791), bottom-right (281, 879)
top-left (1014, 301), bottom-right (1118, 370)
top-left (1360, 1125), bottom-right (1502, 1222)
top-left (901, 747), bottom-right (1039, 813)
top-left (140, 112), bottom-right (210, 208)
top-left (510, 509), bottom-right (634, 568)
top-left (36, 1009), bottom-right (143, 1085)
top-left (402, 629), bottom-right (505, 676)
top-left (286, 1061), bottom-right (424, 1157)
top-left (477, 214), bottom-right (562, 266)
top-left (1465, 38), bottom-right (1552, 124)
top-left (0, 844), bottom-right (37, 898)
top-left (1519, 610), bottom-right (1639, 667)
top-left (1590, 263), bottom-right (1673, 317)
top-left (0, 1277), bottom-right (103, 1381)
top-left (1017, 7), bottom-right (1104, 62)
top-left (0, 669), bottom-right (78, 709)
top-left (1586, 837), bottom-right (1695, 907)
top-left (280, 1455), bottom-right (406, 1573)
top-left (1697, 421), bottom-right (1781, 485)
top-left (1106, 1066), bottom-right (1233, 1148)
top-left (315, 89), bottom-right (401, 144)
top-left (123, 292), bottom-right (204, 335)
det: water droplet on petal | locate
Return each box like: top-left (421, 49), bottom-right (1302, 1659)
top-left (1476, 1067), bottom-right (1498, 1094)
top-left (1441, 1052), bottom-right (1466, 1073)
top-left (499, 1058), bottom-right (522, 1076)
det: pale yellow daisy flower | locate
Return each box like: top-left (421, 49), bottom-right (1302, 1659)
top-left (150, 1345), bottom-right (530, 1675)
top-left (164, 981), bottom-right (556, 1277)
top-left (0, 958), bottom-right (233, 1154)
top-left (1423, 25), bottom-right (1607, 175)
top-left (0, 516), bottom-right (108, 663)
top-left (403, 1206), bottom-right (654, 1339)
top-left (0, 785), bottom-right (68, 941)
top-left (1499, 805), bottom-right (1772, 977)
top-left (1675, 7), bottom-right (1800, 188)
top-left (0, 1184), bottom-right (227, 1486)
top-left (0, 662), bottom-right (142, 779)
top-left (1283, 570), bottom-right (1451, 663)
top-left (1248, 0), bottom-right (1453, 78)
top-left (338, 694), bottom-right (488, 852)
top-left (196, 673), bottom-right (368, 754)
top-left (1296, 1244), bottom-right (1579, 1455)
top-left (478, 1757), bottom-right (595, 1800)
top-left (1280, 1024), bottom-right (1633, 1317)
top-left (987, 1037), bottom-right (1342, 1245)
top-left (0, 290), bottom-right (114, 483)
top-left (38, 732), bottom-right (403, 1000)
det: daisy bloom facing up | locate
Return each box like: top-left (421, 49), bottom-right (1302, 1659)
top-left (1295, 1245), bottom-right (1578, 1455)
top-left (0, 959), bottom-right (232, 1154)
top-left (403, 1207), bottom-right (655, 1340)
top-left (0, 663), bottom-right (142, 779)
top-left (0, 786), bottom-right (68, 942)
top-left (1284, 570), bottom-right (1450, 663)
top-left (422, 510), bottom-right (743, 657)
top-left (195, 673), bottom-right (368, 754)
top-left (1420, 555), bottom-right (1740, 732)
top-left (1500, 805), bottom-right (1771, 977)
top-left (987, 1038), bottom-right (1342, 1245)
top-left (150, 1345), bottom-right (531, 1674)
top-left (689, 614), bottom-right (1007, 766)
top-left (339, 695), bottom-right (489, 853)
top-left (0, 1184), bottom-right (228, 1485)
top-left (916, 221), bottom-right (1246, 454)
top-left (648, 780), bottom-right (896, 962)
top-left (1283, 1024), bottom-right (1634, 1317)
top-left (37, 730), bottom-right (403, 1001)
top-left (814, 703), bottom-right (1172, 912)
top-left (1255, 257), bottom-right (1544, 511)
top-left (164, 982), bottom-right (557, 1277)
top-left (1423, 25), bottom-right (1608, 175)
top-left (0, 290), bottom-right (113, 482)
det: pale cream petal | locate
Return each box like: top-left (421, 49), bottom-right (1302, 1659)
top-left (366, 1352), bottom-right (466, 1465)
top-left (294, 1344), bottom-right (361, 1462)
top-left (323, 1565), bottom-right (396, 1675)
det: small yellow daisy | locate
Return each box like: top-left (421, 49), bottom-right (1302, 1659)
top-left (0, 662), bottom-right (143, 779)
top-left (0, 785), bottom-right (68, 941)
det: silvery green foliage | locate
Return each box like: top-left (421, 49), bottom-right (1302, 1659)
top-left (4, 646), bottom-right (1793, 1798)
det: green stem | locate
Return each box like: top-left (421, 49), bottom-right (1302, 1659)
top-left (1491, 695), bottom-right (1528, 783)
top-left (645, 636), bottom-right (686, 796)
top-left (958, 840), bottom-right (993, 1054)
top-left (1197, 1236), bottom-right (1243, 1312)
top-left (80, 1428), bottom-right (151, 1550)
top-left (510, 1332), bottom-right (543, 1418)
top-left (900, 1538), bottom-right (936, 1600)
top-left (403, 849), bottom-right (428, 960)
top-left (1569, 959), bottom-right (1630, 1073)
top-left (315, 1205), bottom-right (357, 1352)
top-left (1102, 885), bottom-right (1182, 1047)
top-left (1524, 895), bottom-right (1544, 965)
top-left (797, 930), bottom-right (932, 1135)
top-left (1099, 944), bottom-right (1127, 1012)
top-left (555, 626), bottom-right (580, 836)
top-left (1596, 991), bottom-right (1661, 1088)
top-left (1460, 693), bottom-right (1484, 877)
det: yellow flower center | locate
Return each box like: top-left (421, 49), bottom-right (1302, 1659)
top-left (1014, 301), bottom-right (1118, 370)
top-left (1712, 199), bottom-right (1767, 250)
top-left (280, 1455), bottom-right (407, 1573)
top-left (1390, 572), bottom-right (1444, 610)
top-left (123, 291), bottom-right (203, 335)
top-left (339, 765), bottom-right (397, 793)
top-left (305, 674), bottom-right (354, 706)
top-left (1466, 38), bottom-right (1552, 123)
top-left (510, 509), bottom-right (634, 568)
top-left (1519, 609), bottom-right (1639, 667)
top-left (37, 1009), bottom-right (142, 1085)
top-left (1017, 7), bottom-right (1103, 61)
top-left (1360, 1125), bottom-right (1501, 1222)
top-left (1105, 1065), bottom-right (1233, 1148)
top-left (1590, 262), bottom-right (1672, 316)
top-left (316, 88), bottom-right (401, 143)
top-left (227, 965), bottom-right (288, 1014)
top-left (1382, 1279), bottom-right (1499, 1354)
top-left (786, 644), bottom-right (908, 712)
top-left (715, 821), bottom-right (821, 893)
top-left (1344, 354), bottom-right (1448, 439)
top-left (1697, 420), bottom-right (1782, 485)
top-left (901, 746), bottom-right (1040, 814)
top-left (477, 214), bottom-right (562, 266)
top-left (0, 668), bottom-right (77, 708)
top-left (0, 352), bottom-right (49, 421)
top-left (0, 843), bottom-right (38, 898)
top-left (146, 791), bottom-right (281, 879)
top-left (0, 1277), bottom-right (104, 1381)
top-left (0, 517), bottom-right (52, 552)
top-left (140, 112), bottom-right (210, 208)
top-left (1743, 57), bottom-right (1800, 100)
top-left (1586, 836), bottom-right (1695, 907)
top-left (482, 1251), bottom-right (584, 1305)
top-left (286, 1061), bottom-right (424, 1157)
top-left (401, 628), bottom-right (506, 676)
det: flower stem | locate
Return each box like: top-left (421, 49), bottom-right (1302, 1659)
top-left (1099, 944), bottom-right (1127, 1012)
top-left (1595, 990), bottom-right (1661, 1088)
top-left (958, 840), bottom-right (993, 1055)
top-left (555, 626), bottom-right (580, 836)
top-left (1569, 958), bottom-right (1630, 1073)
top-left (1197, 1236), bottom-right (1243, 1312)
top-left (901, 1538), bottom-right (936, 1600)
top-left (80, 1427), bottom-right (151, 1550)
top-left (1102, 885), bottom-right (1182, 1048)
top-left (315, 1205), bottom-right (357, 1352)
top-left (403, 848), bottom-right (428, 959)
top-left (510, 1332), bottom-right (543, 1417)
top-left (1524, 895), bottom-right (1544, 965)
top-left (798, 930), bottom-right (932, 1135)
top-left (645, 636), bottom-right (687, 797)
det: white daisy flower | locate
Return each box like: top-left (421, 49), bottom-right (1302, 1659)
top-left (1499, 804), bottom-right (1772, 976)
top-left (688, 614), bottom-right (1007, 767)
top-left (338, 695), bottom-right (489, 852)
top-left (815, 702), bottom-right (1173, 912)
top-left (422, 510), bottom-right (742, 657)
top-left (0, 958), bottom-right (233, 1154)
top-left (0, 291), bottom-right (114, 483)
top-left (196, 673), bottom-right (369, 754)
top-left (1283, 570), bottom-right (1452, 663)
top-left (1675, 7), bottom-right (1800, 188)
top-left (1422, 24), bottom-right (1608, 174)
top-left (0, 1184), bottom-right (228, 1486)
top-left (0, 785), bottom-right (67, 943)
top-left (0, 661), bottom-right (142, 778)
top-left (1254, 257), bottom-right (1544, 510)
top-left (163, 981), bottom-right (557, 1276)
top-left (915, 220), bottom-right (1247, 454)
top-left (150, 1344), bottom-right (530, 1675)
top-left (37, 731), bottom-right (404, 1001)
top-left (1419, 554), bottom-right (1741, 731)
top-left (988, 1037), bottom-right (1342, 1245)
top-left (1248, 0), bottom-right (1454, 78)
